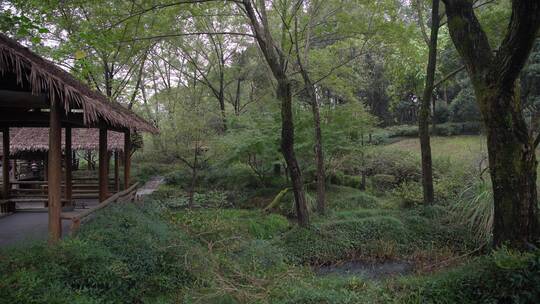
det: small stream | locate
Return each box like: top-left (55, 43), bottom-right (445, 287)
top-left (314, 260), bottom-right (414, 280)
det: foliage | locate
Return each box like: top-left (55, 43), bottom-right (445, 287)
top-left (448, 86), bottom-right (481, 122)
top-left (0, 203), bottom-right (210, 303)
top-left (450, 179), bottom-right (494, 245)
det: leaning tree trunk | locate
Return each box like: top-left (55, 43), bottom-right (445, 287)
top-left (482, 88), bottom-right (539, 249)
top-left (278, 79), bottom-right (310, 226)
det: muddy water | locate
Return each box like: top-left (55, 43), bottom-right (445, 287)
top-left (314, 261), bottom-right (413, 280)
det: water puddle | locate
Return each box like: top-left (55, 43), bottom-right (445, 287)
top-left (314, 260), bottom-right (414, 280)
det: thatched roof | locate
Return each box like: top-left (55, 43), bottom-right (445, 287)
top-left (0, 34), bottom-right (158, 133)
top-left (0, 128), bottom-right (124, 156)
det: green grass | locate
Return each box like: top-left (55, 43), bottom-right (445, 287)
top-left (383, 135), bottom-right (486, 165)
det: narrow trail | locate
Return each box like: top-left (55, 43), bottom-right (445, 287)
top-left (135, 176), bottom-right (165, 199)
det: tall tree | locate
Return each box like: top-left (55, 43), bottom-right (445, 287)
top-left (292, 0), bottom-right (326, 215)
top-left (442, 0), bottom-right (540, 249)
top-left (417, 0), bottom-right (440, 205)
top-left (241, 0), bottom-right (310, 226)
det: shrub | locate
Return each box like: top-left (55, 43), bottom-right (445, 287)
top-left (329, 191), bottom-right (381, 210)
top-left (433, 101), bottom-right (449, 123)
top-left (171, 209), bottom-right (290, 245)
top-left (389, 249), bottom-right (540, 303)
top-left (393, 181), bottom-right (423, 208)
top-left (229, 240), bottom-right (288, 276)
top-left (133, 161), bottom-right (176, 182)
top-left (450, 179), bottom-right (494, 245)
top-left (280, 216), bottom-right (410, 264)
top-left (363, 150), bottom-right (420, 184)
top-left (432, 122), bottom-right (482, 136)
top-left (330, 172), bottom-right (363, 189)
top-left (449, 86), bottom-right (481, 123)
top-left (0, 203), bottom-right (210, 303)
top-left (370, 174), bottom-right (397, 192)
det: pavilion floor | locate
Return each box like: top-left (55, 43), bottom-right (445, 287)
top-left (0, 198), bottom-right (99, 248)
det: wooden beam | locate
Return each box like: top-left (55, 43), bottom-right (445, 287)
top-left (99, 128), bottom-right (109, 202)
top-left (123, 130), bottom-right (131, 190)
top-left (65, 127), bottom-right (72, 206)
top-left (2, 128), bottom-right (9, 199)
top-left (114, 151), bottom-right (119, 193)
top-left (48, 99), bottom-right (62, 243)
top-left (0, 90), bottom-right (48, 108)
top-left (0, 110), bottom-right (130, 133)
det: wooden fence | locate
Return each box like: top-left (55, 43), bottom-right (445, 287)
top-left (61, 182), bottom-right (139, 235)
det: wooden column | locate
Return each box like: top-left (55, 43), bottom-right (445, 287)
top-left (43, 155), bottom-right (48, 181)
top-left (48, 100), bottom-right (62, 243)
top-left (2, 128), bottom-right (9, 199)
top-left (123, 130), bottom-right (131, 190)
top-left (65, 127), bottom-right (72, 206)
top-left (114, 151), bottom-right (119, 193)
top-left (99, 128), bottom-right (109, 202)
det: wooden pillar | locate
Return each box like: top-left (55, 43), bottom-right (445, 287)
top-left (11, 158), bottom-right (17, 192)
top-left (114, 151), bottom-right (119, 193)
top-left (43, 155), bottom-right (48, 181)
top-left (123, 130), bottom-right (131, 190)
top-left (65, 127), bottom-right (72, 206)
top-left (48, 100), bottom-right (62, 243)
top-left (99, 128), bottom-right (109, 202)
top-left (2, 128), bottom-right (9, 199)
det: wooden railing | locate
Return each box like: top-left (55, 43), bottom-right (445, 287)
top-left (0, 199), bottom-right (15, 216)
top-left (61, 182), bottom-right (139, 235)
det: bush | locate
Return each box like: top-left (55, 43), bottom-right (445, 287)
top-left (389, 248), bottom-right (540, 303)
top-left (363, 150), bottom-right (420, 184)
top-left (0, 203), bottom-right (210, 303)
top-left (280, 216), bottom-right (411, 264)
top-left (171, 209), bottom-right (290, 245)
top-left (133, 161), bottom-right (177, 182)
top-left (393, 181), bottom-right (423, 208)
top-left (433, 101), bottom-right (449, 123)
top-left (371, 174), bottom-right (397, 192)
top-left (328, 190), bottom-right (380, 210)
top-left (330, 172), bottom-right (363, 189)
top-left (432, 122), bottom-right (482, 136)
top-left (449, 86), bottom-right (481, 122)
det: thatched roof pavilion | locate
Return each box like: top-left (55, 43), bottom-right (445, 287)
top-left (0, 128), bottom-right (124, 155)
top-left (0, 34), bottom-right (157, 133)
top-left (0, 33), bottom-right (157, 242)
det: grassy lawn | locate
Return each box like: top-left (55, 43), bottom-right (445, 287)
top-left (383, 135), bottom-right (486, 165)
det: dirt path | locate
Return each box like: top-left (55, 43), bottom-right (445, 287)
top-left (135, 176), bottom-right (165, 199)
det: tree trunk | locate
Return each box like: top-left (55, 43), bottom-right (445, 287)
top-left (234, 78), bottom-right (242, 115)
top-left (442, 0), bottom-right (540, 249)
top-left (482, 89), bottom-right (539, 249)
top-left (311, 97), bottom-right (326, 215)
top-left (218, 88), bottom-right (227, 132)
top-left (278, 79), bottom-right (310, 226)
top-left (188, 166), bottom-right (197, 207)
top-left (242, 0), bottom-right (309, 226)
top-left (302, 78), bottom-right (325, 215)
top-left (418, 0), bottom-right (439, 205)
top-left (188, 152), bottom-right (199, 208)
